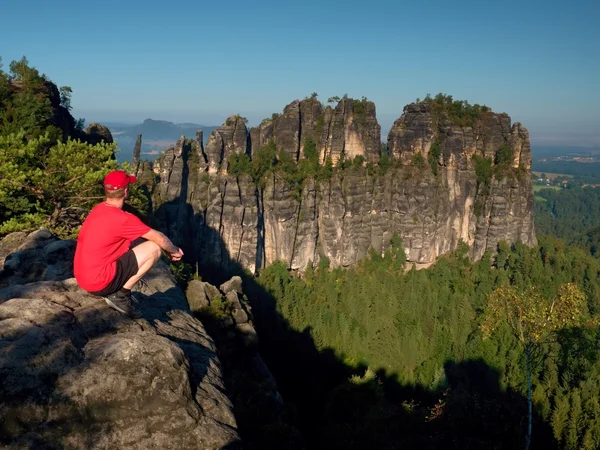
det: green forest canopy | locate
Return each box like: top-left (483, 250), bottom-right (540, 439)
top-left (250, 237), bottom-right (600, 449)
top-left (535, 186), bottom-right (600, 244)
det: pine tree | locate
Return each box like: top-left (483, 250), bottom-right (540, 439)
top-left (566, 389), bottom-right (583, 449)
top-left (0, 133), bottom-right (119, 234)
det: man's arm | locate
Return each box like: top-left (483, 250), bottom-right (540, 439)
top-left (141, 229), bottom-right (184, 261)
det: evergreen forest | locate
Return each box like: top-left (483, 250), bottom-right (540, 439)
top-left (535, 186), bottom-right (600, 243)
top-left (244, 236), bottom-right (600, 449)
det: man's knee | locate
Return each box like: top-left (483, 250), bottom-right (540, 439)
top-left (149, 241), bottom-right (161, 261)
top-left (132, 240), bottom-right (162, 266)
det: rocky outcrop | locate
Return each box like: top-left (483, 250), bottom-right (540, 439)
top-left (185, 275), bottom-right (302, 448)
top-left (0, 228), bottom-right (76, 288)
top-left (249, 97), bottom-right (381, 165)
top-left (205, 115), bottom-right (249, 174)
top-left (6, 77), bottom-right (115, 146)
top-left (132, 133), bottom-right (142, 172)
top-left (0, 230), bottom-right (242, 449)
top-left (319, 98), bottom-right (381, 165)
top-left (83, 122), bottom-right (114, 146)
top-left (141, 98), bottom-right (535, 272)
top-left (388, 102), bottom-right (531, 171)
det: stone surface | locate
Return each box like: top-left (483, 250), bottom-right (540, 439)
top-left (132, 133), bottom-right (142, 172)
top-left (0, 228), bottom-right (76, 288)
top-left (0, 231), bottom-right (28, 269)
top-left (186, 279), bottom-right (210, 312)
top-left (319, 98), bottom-right (381, 165)
top-left (220, 276), bottom-right (243, 294)
top-left (84, 122), bottom-right (114, 145)
top-left (190, 277), bottom-right (295, 448)
top-left (225, 291), bottom-right (249, 325)
top-left (233, 308), bottom-right (249, 326)
top-left (273, 100), bottom-right (301, 160)
top-left (247, 97), bottom-right (380, 165)
top-left (235, 323), bottom-right (260, 348)
top-left (387, 102), bottom-right (532, 171)
top-left (205, 115), bottom-right (248, 175)
top-left (0, 231), bottom-right (242, 449)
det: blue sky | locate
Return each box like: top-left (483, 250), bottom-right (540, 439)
top-left (1, 0), bottom-right (598, 146)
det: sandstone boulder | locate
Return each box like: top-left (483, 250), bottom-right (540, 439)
top-left (0, 228), bottom-right (75, 288)
top-left (0, 231), bottom-right (28, 269)
top-left (84, 122), bottom-right (114, 145)
top-left (186, 279), bottom-right (211, 312)
top-left (220, 276), bottom-right (243, 294)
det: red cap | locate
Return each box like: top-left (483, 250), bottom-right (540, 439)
top-left (104, 170), bottom-right (137, 190)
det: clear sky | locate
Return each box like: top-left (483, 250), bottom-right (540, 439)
top-left (1, 0), bottom-right (598, 146)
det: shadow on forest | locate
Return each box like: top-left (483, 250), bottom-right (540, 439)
top-left (153, 197), bottom-right (559, 450)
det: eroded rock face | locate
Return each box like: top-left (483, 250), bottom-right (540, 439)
top-left (132, 133), bottom-right (142, 172)
top-left (320, 98), bottom-right (381, 165)
top-left (84, 122), bottom-right (114, 145)
top-left (0, 228), bottom-right (75, 288)
top-left (140, 99), bottom-right (535, 272)
top-left (186, 276), bottom-right (299, 447)
top-left (205, 115), bottom-right (249, 175)
top-left (248, 97), bottom-right (381, 166)
top-left (387, 103), bottom-right (531, 171)
top-left (0, 231), bottom-right (242, 450)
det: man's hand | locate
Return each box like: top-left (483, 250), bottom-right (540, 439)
top-left (170, 248), bottom-right (184, 261)
top-left (142, 229), bottom-right (183, 259)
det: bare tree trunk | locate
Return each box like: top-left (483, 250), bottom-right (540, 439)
top-left (525, 345), bottom-right (532, 450)
top-left (49, 203), bottom-right (62, 227)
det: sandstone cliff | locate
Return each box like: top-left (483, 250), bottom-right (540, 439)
top-left (141, 97), bottom-right (536, 273)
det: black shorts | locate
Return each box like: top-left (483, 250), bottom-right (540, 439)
top-left (89, 250), bottom-right (139, 297)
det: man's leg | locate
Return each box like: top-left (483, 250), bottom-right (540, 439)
top-left (122, 240), bottom-right (161, 290)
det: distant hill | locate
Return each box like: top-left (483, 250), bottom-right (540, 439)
top-left (531, 145), bottom-right (600, 158)
top-left (107, 119), bottom-right (218, 163)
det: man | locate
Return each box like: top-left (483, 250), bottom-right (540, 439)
top-left (74, 170), bottom-right (183, 317)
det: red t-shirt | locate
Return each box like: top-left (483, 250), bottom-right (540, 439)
top-left (74, 203), bottom-right (151, 292)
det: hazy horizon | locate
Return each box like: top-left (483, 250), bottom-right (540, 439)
top-left (76, 108), bottom-right (600, 149)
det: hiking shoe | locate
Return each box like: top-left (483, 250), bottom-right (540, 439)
top-left (104, 291), bottom-right (142, 319)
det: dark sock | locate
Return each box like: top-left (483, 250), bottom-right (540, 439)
top-left (118, 287), bottom-right (131, 295)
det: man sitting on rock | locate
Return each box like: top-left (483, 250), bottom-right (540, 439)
top-left (74, 170), bottom-right (183, 317)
